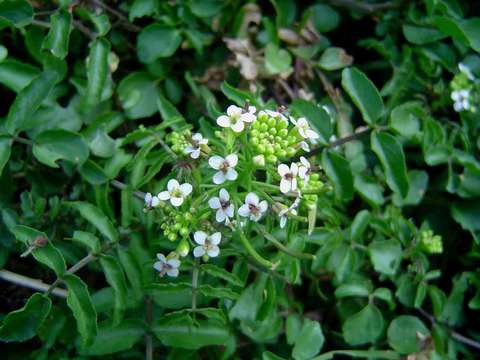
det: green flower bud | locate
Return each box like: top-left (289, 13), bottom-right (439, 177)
top-left (179, 227), bottom-right (189, 237)
top-left (277, 149), bottom-right (287, 158)
top-left (260, 123), bottom-right (269, 131)
top-left (286, 147), bottom-right (296, 157)
top-left (176, 239), bottom-right (190, 257)
top-left (173, 223), bottom-right (182, 231)
top-left (267, 154), bottom-right (278, 163)
top-left (253, 154), bottom-right (265, 166)
top-left (267, 117), bottom-right (276, 128)
top-left (185, 213), bottom-right (193, 221)
top-left (168, 233), bottom-right (178, 241)
top-left (257, 144), bottom-right (266, 153)
top-left (269, 128), bottom-right (277, 135)
top-left (251, 136), bottom-right (259, 146)
top-left (266, 145), bottom-right (274, 155)
top-left (278, 129), bottom-right (288, 138)
top-left (251, 129), bottom-right (259, 137)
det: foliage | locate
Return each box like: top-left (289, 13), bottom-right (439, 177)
top-left (0, 0), bottom-right (480, 359)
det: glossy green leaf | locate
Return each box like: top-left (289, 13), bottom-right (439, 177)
top-left (335, 283), bottom-right (370, 298)
top-left (402, 24), bottom-right (446, 45)
top-left (387, 316), bottom-right (429, 354)
top-left (389, 101), bottom-right (424, 138)
top-left (0, 293), bottom-right (51, 342)
top-left (322, 150), bottom-right (354, 201)
top-left (68, 202), bottom-right (118, 242)
top-left (286, 314), bottom-right (302, 345)
top-left (189, 0), bottom-right (225, 17)
top-left (63, 273), bottom-right (98, 348)
top-left (117, 72), bottom-right (158, 119)
top-left (0, 135), bottom-right (11, 176)
top-left (0, 0), bottom-right (33, 27)
top-left (342, 304), bottom-right (384, 345)
top-left (368, 239), bottom-right (402, 276)
top-left (137, 24), bottom-right (182, 63)
top-left (99, 255), bottom-right (128, 325)
top-left (42, 10), bottom-right (72, 59)
top-left (86, 38), bottom-right (110, 106)
top-left (371, 131), bottom-right (409, 198)
top-left (0, 59), bottom-right (40, 92)
top-left (350, 210), bottom-right (371, 243)
top-left (341, 67), bottom-right (384, 124)
top-left (72, 230), bottom-right (101, 254)
top-left (292, 319), bottom-right (324, 360)
top-left (32, 129), bottom-right (89, 168)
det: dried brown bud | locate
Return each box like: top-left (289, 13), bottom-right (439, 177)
top-left (34, 236), bottom-right (48, 247)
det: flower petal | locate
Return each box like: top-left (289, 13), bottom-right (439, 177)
top-left (210, 232), bottom-right (222, 245)
top-left (245, 192), bottom-right (259, 206)
top-left (151, 196), bottom-right (160, 207)
top-left (225, 205), bottom-right (234, 218)
top-left (193, 246), bottom-right (205, 258)
top-left (278, 163), bottom-right (289, 176)
top-left (157, 191), bottom-right (170, 200)
top-left (225, 168), bottom-right (238, 181)
top-left (226, 153), bottom-right (238, 167)
top-left (167, 179), bottom-right (179, 192)
top-left (280, 216), bottom-right (287, 228)
top-left (207, 245), bottom-right (220, 258)
top-left (291, 178), bottom-right (298, 191)
top-left (290, 162), bottom-right (298, 175)
top-left (153, 261), bottom-right (164, 272)
top-left (238, 204), bottom-right (250, 217)
top-left (170, 196), bottom-right (184, 207)
top-left (180, 183), bottom-right (193, 196)
top-left (258, 200), bottom-right (268, 213)
top-left (216, 209), bottom-right (226, 223)
top-left (208, 155), bottom-right (224, 169)
top-left (167, 258), bottom-right (180, 268)
top-left (219, 188), bottom-right (229, 201)
top-left (145, 192), bottom-right (152, 204)
top-left (190, 149), bottom-right (200, 159)
top-left (231, 119), bottom-right (244, 132)
top-left (194, 231), bottom-right (207, 245)
top-left (209, 197), bottom-right (221, 209)
top-left (280, 179), bottom-right (291, 194)
top-left (241, 112), bottom-right (256, 123)
top-left (157, 253), bottom-right (167, 262)
top-left (192, 133), bottom-right (202, 141)
top-left (306, 129), bottom-right (320, 139)
top-left (216, 115), bottom-right (231, 128)
top-left (166, 268), bottom-right (179, 277)
top-left (213, 171), bottom-right (226, 184)
top-left (227, 105), bottom-right (242, 117)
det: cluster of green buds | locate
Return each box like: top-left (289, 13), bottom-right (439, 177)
top-left (420, 230), bottom-right (443, 254)
top-left (250, 111), bottom-right (301, 163)
top-left (168, 129), bottom-right (192, 155)
top-left (450, 63), bottom-right (478, 113)
top-left (160, 206), bottom-right (193, 242)
top-left (299, 173), bottom-right (325, 206)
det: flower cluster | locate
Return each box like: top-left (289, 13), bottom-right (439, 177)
top-left (450, 63), bottom-right (478, 113)
top-left (420, 230), bottom-right (443, 254)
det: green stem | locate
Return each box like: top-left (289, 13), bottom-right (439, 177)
top-left (256, 225), bottom-right (316, 260)
top-left (252, 181), bottom-right (279, 192)
top-left (191, 260), bottom-right (199, 312)
top-left (238, 229), bottom-right (277, 270)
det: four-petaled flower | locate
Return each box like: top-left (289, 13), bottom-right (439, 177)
top-left (216, 105), bottom-right (256, 133)
top-left (209, 188), bottom-right (234, 223)
top-left (153, 253), bottom-right (181, 277)
top-left (278, 163), bottom-right (298, 194)
top-left (238, 193), bottom-right (268, 221)
top-left (290, 117), bottom-right (320, 140)
top-left (278, 197), bottom-right (300, 228)
top-left (451, 89), bottom-right (471, 112)
top-left (158, 179), bottom-right (193, 207)
top-left (298, 156), bottom-right (311, 180)
top-left (193, 231), bottom-right (221, 258)
top-left (209, 154), bottom-right (238, 184)
top-left (144, 192), bottom-right (160, 208)
top-left (184, 133), bottom-right (208, 159)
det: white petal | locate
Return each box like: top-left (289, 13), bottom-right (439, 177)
top-left (219, 188), bottom-right (229, 201)
top-left (258, 200), bottom-right (268, 213)
top-left (192, 133), bottom-right (202, 141)
top-left (167, 179), bottom-right (179, 192)
top-left (291, 178), bottom-right (298, 191)
top-left (157, 191), bottom-right (170, 200)
top-left (248, 106), bottom-right (256, 114)
top-left (153, 261), bottom-right (164, 272)
top-left (278, 164), bottom-right (289, 176)
top-left (167, 258), bottom-right (180, 268)
top-left (151, 196), bottom-right (160, 207)
top-left (451, 91), bottom-right (460, 101)
top-left (145, 193), bottom-right (152, 204)
top-left (208, 155), bottom-right (224, 169)
top-left (210, 232), bottom-right (222, 245)
top-left (297, 118), bottom-right (308, 127)
top-left (213, 171), bottom-right (226, 184)
top-left (290, 162), bottom-right (298, 175)
top-left (231, 120), bottom-right (244, 132)
top-left (240, 113), bottom-right (256, 123)
top-left (166, 268), bottom-right (179, 277)
top-left (300, 156), bottom-right (309, 167)
top-left (300, 141), bottom-right (310, 152)
top-left (170, 196), bottom-right (184, 207)
top-left (238, 204), bottom-right (250, 217)
top-left (298, 167), bottom-right (308, 179)
top-left (227, 105), bottom-right (242, 117)
top-left (157, 253), bottom-right (167, 262)
top-left (209, 197), bottom-right (221, 209)
top-left (193, 246), bottom-right (205, 258)
top-left (280, 216), bottom-right (287, 228)
top-left (280, 179), bottom-right (291, 194)
top-left (194, 231), bottom-right (207, 245)
top-left (180, 183), bottom-right (193, 196)
top-left (306, 129), bottom-right (320, 139)
top-left (454, 102), bottom-right (463, 112)
top-left (289, 116), bottom-right (297, 125)
top-left (245, 192), bottom-right (259, 206)
top-left (226, 154), bottom-right (238, 167)
top-left (217, 115), bottom-right (231, 128)
top-left (207, 245), bottom-right (220, 258)
top-left (225, 168), bottom-right (238, 181)
top-left (190, 149), bottom-right (200, 159)
top-left (216, 209), bottom-right (226, 223)
top-left (225, 205), bottom-right (234, 218)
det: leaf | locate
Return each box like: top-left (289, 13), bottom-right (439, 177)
top-left (80, 320), bottom-right (144, 355)
top-left (0, 135), bottom-right (11, 176)
top-left (72, 230), bottom-right (101, 254)
top-left (86, 38), bottom-right (110, 106)
top-left (147, 283), bottom-right (197, 310)
top-left (322, 150), bottom-right (354, 201)
top-left (342, 304), bottom-right (384, 346)
top-left (197, 285), bottom-right (239, 300)
top-left (129, 0), bottom-right (158, 21)
top-left (392, 170), bottom-right (429, 207)
top-left (99, 255), bottom-right (128, 325)
top-left (157, 91), bottom-right (185, 127)
top-left (387, 316), bottom-right (429, 354)
top-left (118, 72), bottom-right (158, 120)
top-left (354, 174), bottom-right (385, 206)
top-left (308, 4), bottom-right (339, 33)
top-left (433, 16), bottom-right (480, 53)
top-left (402, 24), bottom-right (446, 45)
top-left (451, 199), bottom-right (480, 232)
top-left (0, 293), bottom-right (51, 342)
top-left (286, 314), bottom-right (302, 345)
top-left (341, 67), bottom-right (384, 124)
top-left (350, 210), bottom-right (371, 243)
top-left (371, 131), bottom-right (409, 198)
top-left (292, 319), bottom-right (325, 360)
top-left (32, 129), bottom-right (89, 168)
top-left (335, 283), bottom-right (370, 298)
top-left (117, 247), bottom-right (143, 301)
top-left (0, 0), bottom-right (33, 27)
top-left (290, 99), bottom-right (332, 144)
top-left (0, 59), bottom-right (40, 92)
top-left (137, 24), bottom-right (182, 63)
top-left (68, 202), bottom-right (118, 242)
top-left (200, 264), bottom-right (244, 287)
top-left (220, 81), bottom-right (255, 107)
top-left (6, 70), bottom-right (58, 133)
top-left (318, 47), bottom-right (353, 71)
top-left (79, 159), bottom-right (109, 185)
top-left (265, 43), bottom-right (292, 74)
top-left (189, 0), bottom-right (225, 17)
top-left (368, 239), bottom-right (402, 276)
top-left (42, 9), bottom-right (71, 59)
top-left (389, 101), bottom-right (424, 138)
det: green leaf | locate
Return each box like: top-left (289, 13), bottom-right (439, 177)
top-left (86, 38), bottom-right (110, 106)
top-left (0, 59), bottom-right (40, 92)
top-left (147, 283), bottom-right (196, 310)
top-left (313, 350), bottom-right (400, 360)
top-left (387, 316), bottom-right (429, 354)
top-left (402, 24), bottom-right (446, 45)
top-left (354, 174), bottom-right (385, 206)
top-left (308, 4), bottom-right (339, 33)
top-left (189, 0), bottom-right (225, 17)
top-left (68, 202), bottom-right (118, 242)
top-left (118, 72), bottom-right (158, 120)
top-left (342, 304), bottom-right (384, 346)
top-left (42, 10), bottom-right (71, 59)
top-left (197, 285), bottom-right (239, 300)
top-left (265, 44), bottom-right (292, 74)
top-left (290, 99), bottom-right (332, 144)
top-left (99, 255), bottom-right (128, 325)
top-left (335, 283), bottom-right (370, 298)
top-left (371, 131), bottom-right (409, 198)
top-left (451, 199), bottom-right (480, 232)
top-left (433, 17), bottom-right (480, 53)
top-left (79, 159), bottom-right (109, 185)
top-left (156, 92), bottom-right (185, 127)
top-left (318, 47), bottom-right (353, 71)
top-left (389, 101), bottom-right (424, 138)
top-left (0, 135), bottom-right (12, 176)
top-left (80, 320), bottom-right (144, 355)
top-left (0, 0), bottom-right (33, 27)
top-left (32, 129), bottom-right (89, 168)
top-left (350, 210), bottom-right (371, 243)
top-left (200, 264), bottom-right (244, 287)
top-left (392, 170), bottom-right (429, 207)
top-left (292, 319), bottom-right (325, 360)
top-left (341, 67), bottom-right (384, 124)
top-left (220, 81), bottom-right (255, 107)
top-left (368, 239), bottom-right (402, 276)
top-left (322, 150), bottom-right (354, 201)
top-left (87, 129), bottom-right (116, 158)
top-left (129, 0), bottom-right (158, 21)
top-left (64, 273), bottom-right (98, 348)
top-left (6, 70), bottom-right (58, 133)
top-left (137, 24), bottom-right (182, 63)
top-left (72, 230), bottom-right (101, 254)
top-left (117, 247), bottom-right (143, 301)
top-left (286, 314), bottom-right (302, 345)
top-left (0, 293), bottom-right (51, 342)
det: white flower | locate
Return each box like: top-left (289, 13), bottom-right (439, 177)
top-left (209, 188), bottom-right (234, 223)
top-left (278, 197), bottom-right (301, 228)
top-left (153, 253), bottom-right (181, 277)
top-left (298, 156), bottom-right (311, 180)
top-left (144, 192), bottom-right (160, 208)
top-left (451, 89), bottom-right (471, 112)
top-left (157, 179), bottom-right (193, 207)
top-left (208, 154), bottom-right (238, 184)
top-left (216, 105), bottom-right (256, 132)
top-left (300, 141), bottom-right (310, 152)
top-left (253, 154), bottom-right (265, 166)
top-left (184, 133), bottom-right (208, 159)
top-left (459, 63), bottom-right (475, 80)
top-left (290, 117), bottom-right (319, 140)
top-left (193, 231), bottom-right (221, 258)
top-left (238, 192), bottom-right (268, 221)
top-left (278, 163), bottom-right (299, 194)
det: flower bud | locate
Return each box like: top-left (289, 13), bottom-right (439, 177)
top-left (253, 154), bottom-right (265, 166)
top-left (179, 227), bottom-right (189, 237)
top-left (34, 236), bottom-right (48, 247)
top-left (176, 239), bottom-right (190, 257)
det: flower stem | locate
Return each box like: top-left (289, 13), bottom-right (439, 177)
top-left (238, 229), bottom-right (277, 270)
top-left (256, 225), bottom-right (316, 260)
top-left (191, 260), bottom-right (199, 313)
